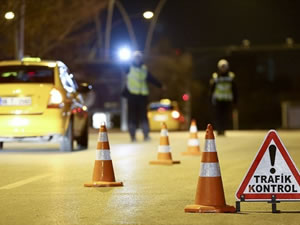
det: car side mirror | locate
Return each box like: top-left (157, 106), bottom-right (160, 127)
top-left (78, 82), bottom-right (92, 93)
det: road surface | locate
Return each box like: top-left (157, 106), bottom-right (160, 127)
top-left (0, 129), bottom-right (300, 225)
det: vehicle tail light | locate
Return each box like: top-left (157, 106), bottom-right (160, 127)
top-left (47, 88), bottom-right (63, 108)
top-left (171, 110), bottom-right (180, 119)
top-left (72, 106), bottom-right (88, 118)
top-left (72, 108), bottom-right (82, 114)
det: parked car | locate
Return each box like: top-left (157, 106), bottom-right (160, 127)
top-left (0, 57), bottom-right (90, 151)
top-left (148, 99), bottom-right (185, 131)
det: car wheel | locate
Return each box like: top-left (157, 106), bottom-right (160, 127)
top-left (60, 119), bottom-right (74, 152)
top-left (0, 142), bottom-right (3, 150)
top-left (77, 121), bottom-right (88, 150)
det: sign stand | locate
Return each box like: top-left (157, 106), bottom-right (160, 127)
top-left (236, 195), bottom-right (280, 213)
top-left (268, 195), bottom-right (280, 213)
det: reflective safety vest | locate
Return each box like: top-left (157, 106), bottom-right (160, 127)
top-left (212, 72), bottom-right (235, 102)
top-left (127, 64), bottom-right (149, 96)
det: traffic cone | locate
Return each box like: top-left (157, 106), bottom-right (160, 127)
top-left (182, 119), bottom-right (201, 156)
top-left (149, 122), bottom-right (180, 165)
top-left (84, 124), bottom-right (123, 187)
top-left (184, 124), bottom-right (235, 213)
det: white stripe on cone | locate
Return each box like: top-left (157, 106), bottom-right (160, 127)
top-left (98, 132), bottom-right (108, 142)
top-left (160, 129), bottom-right (168, 137)
top-left (189, 126), bottom-right (198, 133)
top-left (199, 162), bottom-right (221, 177)
top-left (204, 139), bottom-right (216, 152)
top-left (188, 138), bottom-right (200, 146)
top-left (158, 145), bottom-right (171, 153)
top-left (96, 150), bottom-right (111, 160)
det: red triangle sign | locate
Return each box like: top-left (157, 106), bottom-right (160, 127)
top-left (236, 130), bottom-right (300, 201)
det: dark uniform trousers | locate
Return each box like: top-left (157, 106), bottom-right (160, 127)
top-left (127, 94), bottom-right (150, 139)
top-left (215, 101), bottom-right (233, 135)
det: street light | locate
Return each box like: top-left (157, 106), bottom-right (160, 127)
top-left (143, 11), bottom-right (154, 19)
top-left (4, 11), bottom-right (15, 20)
top-left (3, 0), bottom-right (25, 60)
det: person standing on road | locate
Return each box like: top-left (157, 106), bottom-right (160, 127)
top-left (122, 51), bottom-right (163, 142)
top-left (209, 59), bottom-right (237, 136)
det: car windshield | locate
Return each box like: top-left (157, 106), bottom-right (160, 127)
top-left (0, 65), bottom-right (54, 83)
top-left (149, 103), bottom-right (173, 110)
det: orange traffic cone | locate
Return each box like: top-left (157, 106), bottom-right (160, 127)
top-left (149, 122), bottom-right (180, 165)
top-left (182, 119), bottom-right (201, 156)
top-left (84, 124), bottom-right (123, 187)
top-left (184, 124), bottom-right (235, 213)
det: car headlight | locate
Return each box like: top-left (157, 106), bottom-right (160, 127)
top-left (171, 110), bottom-right (180, 119)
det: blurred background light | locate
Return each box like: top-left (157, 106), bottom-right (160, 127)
top-left (93, 112), bottom-right (112, 129)
top-left (143, 11), bottom-right (154, 19)
top-left (4, 11), bottom-right (15, 20)
top-left (182, 93), bottom-right (190, 101)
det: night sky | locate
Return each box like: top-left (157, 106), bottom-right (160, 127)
top-left (111, 0), bottom-right (300, 50)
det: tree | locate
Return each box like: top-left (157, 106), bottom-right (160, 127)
top-left (0, 0), bottom-right (108, 61)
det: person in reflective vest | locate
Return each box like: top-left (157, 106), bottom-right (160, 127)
top-left (210, 59), bottom-right (237, 135)
top-left (122, 51), bottom-right (162, 142)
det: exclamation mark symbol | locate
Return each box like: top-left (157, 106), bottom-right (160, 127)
top-left (269, 144), bottom-right (276, 174)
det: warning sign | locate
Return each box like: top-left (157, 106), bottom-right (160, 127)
top-left (236, 130), bottom-right (300, 201)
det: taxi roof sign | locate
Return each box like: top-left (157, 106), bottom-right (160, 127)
top-left (236, 130), bottom-right (300, 201)
top-left (22, 57), bottom-right (41, 62)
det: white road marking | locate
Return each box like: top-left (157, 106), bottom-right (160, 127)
top-left (0, 173), bottom-right (52, 190)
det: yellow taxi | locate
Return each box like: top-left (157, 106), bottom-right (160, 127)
top-left (0, 57), bottom-right (90, 151)
top-left (148, 99), bottom-right (185, 131)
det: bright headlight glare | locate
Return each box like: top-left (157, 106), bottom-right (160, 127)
top-left (118, 47), bottom-right (132, 61)
top-left (49, 89), bottom-right (63, 105)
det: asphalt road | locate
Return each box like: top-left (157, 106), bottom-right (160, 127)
top-left (0, 129), bottom-right (300, 225)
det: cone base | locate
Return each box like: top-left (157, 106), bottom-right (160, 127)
top-left (149, 160), bottom-right (180, 165)
top-left (84, 181), bottom-right (123, 187)
top-left (184, 204), bottom-right (236, 213)
top-left (181, 151), bottom-right (201, 156)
